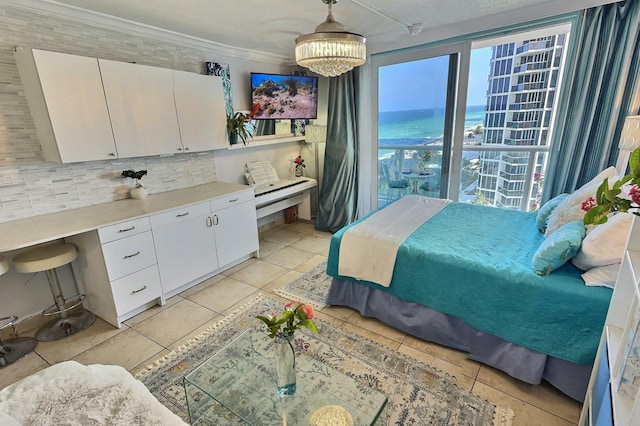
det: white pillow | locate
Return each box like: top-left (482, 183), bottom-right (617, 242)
top-left (571, 212), bottom-right (633, 270)
top-left (545, 167), bottom-right (618, 237)
top-left (581, 263), bottom-right (620, 289)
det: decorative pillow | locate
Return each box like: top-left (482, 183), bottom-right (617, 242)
top-left (533, 220), bottom-right (586, 275)
top-left (536, 193), bottom-right (569, 233)
top-left (544, 167), bottom-right (618, 237)
top-left (571, 213), bottom-right (633, 270)
top-left (581, 263), bottom-right (620, 289)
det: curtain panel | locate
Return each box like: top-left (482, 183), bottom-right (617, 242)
top-left (544, 0), bottom-right (640, 202)
top-left (315, 70), bottom-right (360, 233)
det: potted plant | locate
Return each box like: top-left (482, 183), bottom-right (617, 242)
top-left (121, 169), bottom-right (148, 199)
top-left (226, 111), bottom-right (255, 145)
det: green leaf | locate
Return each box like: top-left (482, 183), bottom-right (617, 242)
top-left (300, 320), bottom-right (318, 334)
top-left (630, 147), bottom-right (640, 176)
top-left (583, 204), bottom-right (612, 224)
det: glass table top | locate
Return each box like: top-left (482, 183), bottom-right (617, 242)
top-left (183, 328), bottom-right (388, 425)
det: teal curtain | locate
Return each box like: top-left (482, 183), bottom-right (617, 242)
top-left (315, 69), bottom-right (359, 232)
top-left (543, 0), bottom-right (640, 202)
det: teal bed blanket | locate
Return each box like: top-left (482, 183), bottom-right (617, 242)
top-left (326, 202), bottom-right (612, 364)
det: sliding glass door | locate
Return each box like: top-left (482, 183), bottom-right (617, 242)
top-left (371, 24), bottom-right (571, 212)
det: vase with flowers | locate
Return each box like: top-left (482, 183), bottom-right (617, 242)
top-left (293, 155), bottom-right (305, 177)
top-left (256, 301), bottom-right (318, 396)
top-left (121, 169), bottom-right (148, 199)
top-left (582, 147), bottom-right (640, 225)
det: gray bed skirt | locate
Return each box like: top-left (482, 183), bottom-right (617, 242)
top-left (326, 277), bottom-right (590, 402)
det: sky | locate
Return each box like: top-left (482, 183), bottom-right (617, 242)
top-left (378, 47), bottom-right (492, 112)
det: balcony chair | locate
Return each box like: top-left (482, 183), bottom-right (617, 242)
top-left (382, 163), bottom-right (410, 202)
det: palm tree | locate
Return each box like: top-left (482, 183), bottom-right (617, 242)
top-left (473, 125), bottom-right (483, 143)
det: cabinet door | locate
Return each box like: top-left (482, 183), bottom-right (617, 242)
top-left (173, 70), bottom-right (227, 151)
top-left (15, 49), bottom-right (117, 163)
top-left (213, 201), bottom-right (259, 268)
top-left (152, 213), bottom-right (218, 294)
top-left (99, 59), bottom-right (182, 158)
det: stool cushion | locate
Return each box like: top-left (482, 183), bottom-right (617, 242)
top-left (12, 244), bottom-right (77, 273)
top-left (0, 255), bottom-right (9, 275)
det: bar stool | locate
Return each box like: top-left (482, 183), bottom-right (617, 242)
top-left (12, 243), bottom-right (95, 342)
top-left (0, 255), bottom-right (38, 367)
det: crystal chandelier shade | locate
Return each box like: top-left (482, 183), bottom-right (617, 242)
top-left (295, 0), bottom-right (366, 77)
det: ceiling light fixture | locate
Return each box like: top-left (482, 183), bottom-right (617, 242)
top-left (295, 0), bottom-right (366, 77)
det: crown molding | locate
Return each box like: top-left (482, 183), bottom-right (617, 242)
top-left (0, 0), bottom-right (291, 65)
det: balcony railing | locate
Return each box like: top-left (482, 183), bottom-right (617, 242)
top-left (377, 143), bottom-right (548, 211)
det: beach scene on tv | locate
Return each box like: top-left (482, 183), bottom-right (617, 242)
top-left (251, 74), bottom-right (318, 120)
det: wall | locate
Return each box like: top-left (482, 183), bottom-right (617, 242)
top-left (0, 3), bottom-right (310, 322)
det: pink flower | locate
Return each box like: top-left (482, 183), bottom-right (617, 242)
top-left (300, 304), bottom-right (315, 320)
top-left (630, 185), bottom-right (640, 205)
top-left (284, 301), bottom-right (298, 311)
top-left (581, 197), bottom-right (596, 212)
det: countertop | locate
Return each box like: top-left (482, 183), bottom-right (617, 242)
top-left (0, 181), bottom-right (252, 252)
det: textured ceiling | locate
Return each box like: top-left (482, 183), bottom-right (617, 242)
top-left (37, 0), bottom-right (618, 62)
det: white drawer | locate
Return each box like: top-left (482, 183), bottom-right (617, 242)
top-left (210, 189), bottom-right (254, 212)
top-left (99, 217), bottom-right (151, 243)
top-left (101, 231), bottom-right (157, 281)
top-left (150, 201), bottom-right (211, 228)
top-left (111, 265), bottom-right (162, 316)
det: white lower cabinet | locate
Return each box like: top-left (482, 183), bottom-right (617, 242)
top-left (68, 188), bottom-right (259, 328)
top-left (151, 202), bottom-right (218, 296)
top-left (67, 217), bottom-right (162, 328)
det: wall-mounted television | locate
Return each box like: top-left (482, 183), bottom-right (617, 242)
top-left (250, 73), bottom-right (318, 120)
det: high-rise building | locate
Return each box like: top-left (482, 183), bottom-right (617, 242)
top-left (476, 34), bottom-right (567, 210)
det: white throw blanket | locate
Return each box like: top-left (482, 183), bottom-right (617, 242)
top-left (0, 361), bottom-right (186, 425)
top-left (338, 195), bottom-right (451, 286)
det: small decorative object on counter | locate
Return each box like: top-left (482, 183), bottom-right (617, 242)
top-left (256, 301), bottom-right (318, 397)
top-left (293, 155), bottom-right (305, 177)
top-left (121, 169), bottom-right (148, 199)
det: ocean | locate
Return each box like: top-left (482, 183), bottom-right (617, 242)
top-left (378, 105), bottom-right (485, 145)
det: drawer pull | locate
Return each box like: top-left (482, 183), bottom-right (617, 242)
top-left (228, 198), bottom-right (239, 203)
top-left (118, 226), bottom-right (135, 233)
top-left (131, 285), bottom-right (147, 294)
top-left (176, 212), bottom-right (190, 217)
top-left (123, 251), bottom-right (140, 259)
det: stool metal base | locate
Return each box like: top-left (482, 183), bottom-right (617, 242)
top-left (0, 337), bottom-right (38, 368)
top-left (35, 310), bottom-right (96, 342)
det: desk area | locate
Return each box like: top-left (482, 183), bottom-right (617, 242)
top-left (0, 181), bottom-right (262, 328)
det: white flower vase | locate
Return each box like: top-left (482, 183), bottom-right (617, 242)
top-left (130, 186), bottom-right (148, 199)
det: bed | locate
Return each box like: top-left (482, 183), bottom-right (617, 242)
top-left (325, 194), bottom-right (614, 402)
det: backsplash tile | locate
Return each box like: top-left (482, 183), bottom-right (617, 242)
top-left (0, 4), bottom-right (221, 223)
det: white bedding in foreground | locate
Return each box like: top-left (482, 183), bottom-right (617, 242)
top-left (0, 361), bottom-right (186, 426)
top-left (338, 196), bottom-right (451, 286)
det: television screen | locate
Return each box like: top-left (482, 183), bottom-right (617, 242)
top-left (250, 73), bottom-right (318, 120)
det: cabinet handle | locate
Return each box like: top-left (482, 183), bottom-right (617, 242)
top-left (177, 147), bottom-right (183, 151)
top-left (117, 226), bottom-right (135, 233)
top-left (214, 215), bottom-right (219, 225)
top-left (228, 198), bottom-right (239, 203)
top-left (206, 216), bottom-right (213, 227)
top-left (185, 147), bottom-right (190, 151)
top-left (131, 285), bottom-right (147, 294)
top-left (123, 251), bottom-right (140, 259)
top-left (108, 152), bottom-right (116, 157)
top-left (176, 212), bottom-right (190, 217)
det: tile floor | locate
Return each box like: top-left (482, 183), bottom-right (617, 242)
top-left (0, 221), bottom-right (581, 425)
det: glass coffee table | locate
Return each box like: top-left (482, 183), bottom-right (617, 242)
top-left (183, 328), bottom-right (388, 425)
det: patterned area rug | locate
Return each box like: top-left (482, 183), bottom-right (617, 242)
top-left (136, 294), bottom-right (514, 425)
top-left (275, 261), bottom-right (331, 309)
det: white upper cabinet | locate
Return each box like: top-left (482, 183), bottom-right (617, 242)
top-left (99, 59), bottom-right (182, 158)
top-left (172, 70), bottom-right (227, 152)
top-left (14, 49), bottom-right (118, 163)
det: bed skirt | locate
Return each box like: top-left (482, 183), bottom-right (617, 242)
top-left (326, 278), bottom-right (590, 402)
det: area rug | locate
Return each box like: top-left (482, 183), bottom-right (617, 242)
top-left (136, 294), bottom-right (514, 425)
top-left (275, 261), bottom-right (331, 309)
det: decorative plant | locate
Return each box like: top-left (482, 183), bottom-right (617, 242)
top-left (226, 104), bottom-right (259, 145)
top-left (293, 155), bottom-right (305, 169)
top-left (121, 169), bottom-right (147, 188)
top-left (257, 301), bottom-right (318, 339)
top-left (582, 146), bottom-right (640, 224)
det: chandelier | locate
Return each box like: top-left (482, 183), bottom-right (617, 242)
top-left (295, 0), bottom-right (366, 77)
